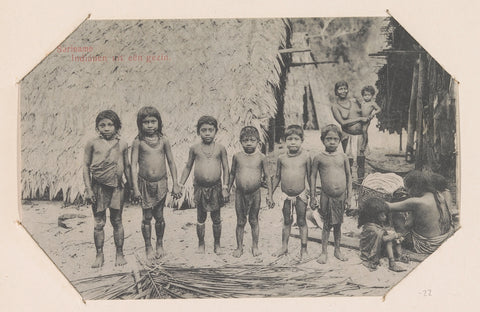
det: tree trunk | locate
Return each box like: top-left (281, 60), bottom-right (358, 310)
top-left (415, 54), bottom-right (427, 170)
top-left (406, 58), bottom-right (419, 162)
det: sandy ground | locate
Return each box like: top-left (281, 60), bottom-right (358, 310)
top-left (20, 131), bottom-right (425, 299)
top-left (21, 191), bottom-right (420, 299)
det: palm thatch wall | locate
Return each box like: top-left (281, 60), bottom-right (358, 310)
top-left (20, 19), bottom-right (290, 203)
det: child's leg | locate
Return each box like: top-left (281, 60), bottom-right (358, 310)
top-left (141, 208), bottom-right (155, 260)
top-left (211, 210), bottom-right (222, 254)
top-left (386, 241), bottom-right (406, 272)
top-left (110, 208), bottom-right (127, 266)
top-left (394, 241), bottom-right (410, 263)
top-left (273, 200), bottom-right (293, 256)
top-left (249, 190), bottom-right (262, 257)
top-left (152, 197), bottom-right (167, 258)
top-left (92, 211), bottom-right (106, 268)
top-left (333, 224), bottom-right (347, 261)
top-left (317, 222), bottom-right (331, 264)
top-left (196, 206), bottom-right (207, 254)
top-left (233, 190), bottom-right (246, 257)
top-left (295, 197), bottom-right (309, 259)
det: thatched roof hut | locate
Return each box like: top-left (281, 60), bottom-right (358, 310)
top-left (20, 19), bottom-right (290, 203)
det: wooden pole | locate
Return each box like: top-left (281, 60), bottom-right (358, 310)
top-left (415, 54), bottom-right (427, 169)
top-left (399, 131), bottom-right (403, 152)
top-left (406, 58), bottom-right (419, 162)
top-left (278, 48), bottom-right (311, 54)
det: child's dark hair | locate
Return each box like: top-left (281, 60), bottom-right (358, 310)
top-left (334, 80), bottom-right (349, 96)
top-left (358, 197), bottom-right (389, 228)
top-left (320, 124), bottom-right (343, 141)
top-left (197, 115), bottom-right (218, 134)
top-left (284, 124), bottom-right (304, 140)
top-left (429, 172), bottom-right (449, 192)
top-left (96, 110), bottom-right (121, 131)
top-left (240, 126), bottom-right (260, 141)
top-left (136, 106), bottom-right (163, 139)
top-left (361, 85), bottom-right (376, 96)
top-left (404, 170), bottom-right (435, 197)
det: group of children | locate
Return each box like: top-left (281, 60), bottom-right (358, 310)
top-left (83, 101), bottom-right (453, 273)
top-left (83, 106), bottom-right (356, 268)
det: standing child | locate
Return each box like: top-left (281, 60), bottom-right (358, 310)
top-left (269, 125), bottom-right (311, 260)
top-left (358, 86), bottom-right (381, 160)
top-left (83, 110), bottom-right (130, 268)
top-left (310, 124), bottom-right (351, 264)
top-left (131, 106), bottom-right (181, 260)
top-left (179, 116), bottom-right (229, 254)
top-left (358, 197), bottom-right (408, 272)
top-left (227, 126), bottom-right (271, 258)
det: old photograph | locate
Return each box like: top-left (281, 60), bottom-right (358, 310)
top-left (19, 16), bottom-right (459, 300)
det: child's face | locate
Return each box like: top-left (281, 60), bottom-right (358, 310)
top-left (199, 124), bottom-right (217, 143)
top-left (362, 91), bottom-right (373, 102)
top-left (285, 134), bottom-right (303, 153)
top-left (378, 212), bottom-right (387, 223)
top-left (97, 118), bottom-right (116, 140)
top-left (337, 86), bottom-right (348, 99)
top-left (240, 136), bottom-right (258, 154)
top-left (142, 116), bottom-right (159, 135)
top-left (323, 131), bottom-right (340, 152)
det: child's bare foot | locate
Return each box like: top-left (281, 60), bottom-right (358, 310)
top-left (196, 243), bottom-right (206, 254)
top-left (115, 252), bottom-right (127, 266)
top-left (155, 246), bottom-right (166, 259)
top-left (214, 245), bottom-right (223, 255)
top-left (317, 253), bottom-right (328, 264)
top-left (334, 249), bottom-right (348, 261)
top-left (146, 246), bottom-right (155, 260)
top-left (389, 262), bottom-right (406, 272)
top-left (272, 247), bottom-right (288, 257)
top-left (232, 248), bottom-right (243, 258)
top-left (252, 247), bottom-right (262, 257)
top-left (91, 253), bottom-right (104, 268)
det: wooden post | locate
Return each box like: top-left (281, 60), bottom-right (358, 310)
top-left (406, 58), bottom-right (419, 162)
top-left (399, 131), bottom-right (403, 152)
top-left (415, 54), bottom-right (427, 169)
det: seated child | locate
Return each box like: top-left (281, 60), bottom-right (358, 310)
top-left (358, 197), bottom-right (409, 272)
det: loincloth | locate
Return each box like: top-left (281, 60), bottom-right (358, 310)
top-left (194, 182), bottom-right (223, 212)
top-left (280, 189), bottom-right (308, 218)
top-left (359, 223), bottom-right (387, 265)
top-left (411, 228), bottom-right (454, 254)
top-left (91, 178), bottom-right (124, 213)
top-left (235, 188), bottom-right (261, 221)
top-left (138, 175), bottom-right (168, 209)
top-left (320, 191), bottom-right (346, 225)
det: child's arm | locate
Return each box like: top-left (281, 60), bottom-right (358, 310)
top-left (164, 138), bottom-right (180, 196)
top-left (332, 106), bottom-right (368, 127)
top-left (130, 138), bottom-right (141, 203)
top-left (344, 154), bottom-right (352, 209)
top-left (82, 140), bottom-right (95, 203)
top-left (178, 146), bottom-right (196, 187)
top-left (269, 157), bottom-right (282, 206)
top-left (227, 154), bottom-right (237, 194)
top-left (122, 141), bottom-right (131, 190)
top-left (220, 145), bottom-right (230, 202)
top-left (310, 156), bottom-right (319, 209)
top-left (262, 156), bottom-right (274, 208)
top-left (387, 197), bottom-right (420, 212)
top-left (368, 102), bottom-right (382, 120)
top-left (306, 154), bottom-right (312, 193)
